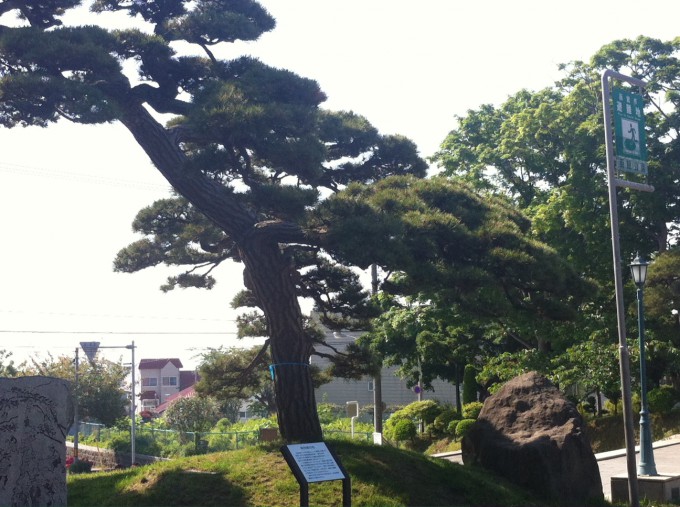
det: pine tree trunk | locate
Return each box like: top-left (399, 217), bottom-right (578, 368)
top-left (239, 238), bottom-right (323, 442)
top-left (120, 104), bottom-right (323, 442)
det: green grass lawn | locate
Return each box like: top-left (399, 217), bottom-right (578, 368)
top-left (68, 441), bottom-right (540, 507)
top-left (68, 414), bottom-right (680, 506)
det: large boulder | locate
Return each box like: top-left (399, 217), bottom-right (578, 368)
top-left (0, 376), bottom-right (74, 506)
top-left (461, 371), bottom-right (602, 505)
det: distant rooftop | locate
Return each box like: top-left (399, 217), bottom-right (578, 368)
top-left (138, 358), bottom-right (183, 370)
top-left (154, 386), bottom-right (196, 414)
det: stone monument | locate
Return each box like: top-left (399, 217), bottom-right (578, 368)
top-left (462, 371), bottom-right (603, 506)
top-left (0, 376), bottom-right (74, 506)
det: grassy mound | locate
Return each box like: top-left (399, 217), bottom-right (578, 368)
top-left (68, 440), bottom-right (538, 506)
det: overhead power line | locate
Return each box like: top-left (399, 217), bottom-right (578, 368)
top-left (0, 330), bottom-right (239, 335)
top-left (0, 308), bottom-right (238, 323)
top-left (0, 161), bottom-right (172, 192)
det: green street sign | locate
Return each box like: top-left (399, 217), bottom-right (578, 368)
top-left (613, 87), bottom-right (647, 175)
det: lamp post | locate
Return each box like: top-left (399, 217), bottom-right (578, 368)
top-left (80, 340), bottom-right (137, 466)
top-left (73, 347), bottom-right (80, 459)
top-left (630, 254), bottom-right (658, 476)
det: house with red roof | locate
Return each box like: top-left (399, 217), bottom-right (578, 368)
top-left (138, 358), bottom-right (199, 412)
top-left (154, 385), bottom-right (197, 415)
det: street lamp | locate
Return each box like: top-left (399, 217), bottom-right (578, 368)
top-left (80, 340), bottom-right (137, 466)
top-left (629, 254), bottom-right (657, 476)
top-left (73, 347), bottom-right (80, 459)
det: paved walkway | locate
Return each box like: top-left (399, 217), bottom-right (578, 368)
top-left (435, 434), bottom-right (680, 501)
top-left (596, 434), bottom-right (680, 500)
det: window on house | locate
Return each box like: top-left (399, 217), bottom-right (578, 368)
top-left (368, 380), bottom-right (374, 392)
top-left (142, 378), bottom-right (158, 387)
top-left (141, 399), bottom-right (158, 409)
top-left (162, 376), bottom-right (178, 386)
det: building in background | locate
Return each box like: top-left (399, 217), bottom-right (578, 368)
top-left (312, 330), bottom-right (457, 409)
top-left (138, 358), bottom-right (199, 412)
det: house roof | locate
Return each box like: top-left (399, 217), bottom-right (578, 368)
top-left (154, 386), bottom-right (196, 414)
top-left (180, 370), bottom-right (199, 390)
top-left (138, 358), bottom-right (183, 370)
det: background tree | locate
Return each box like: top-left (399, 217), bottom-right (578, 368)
top-left (164, 395), bottom-right (221, 451)
top-left (0, 350), bottom-right (20, 377)
top-left (639, 249), bottom-right (680, 390)
top-left (195, 346), bottom-right (276, 416)
top-left (325, 176), bottom-right (592, 404)
top-left (552, 340), bottom-right (624, 415)
top-left (24, 353), bottom-right (127, 426)
top-left (431, 36), bottom-right (680, 397)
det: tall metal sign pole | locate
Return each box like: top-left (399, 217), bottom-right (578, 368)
top-left (80, 340), bottom-right (137, 466)
top-left (601, 69), bottom-right (653, 507)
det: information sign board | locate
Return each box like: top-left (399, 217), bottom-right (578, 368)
top-left (613, 87), bottom-right (648, 175)
top-left (285, 442), bottom-right (346, 483)
top-left (281, 442), bottom-right (351, 507)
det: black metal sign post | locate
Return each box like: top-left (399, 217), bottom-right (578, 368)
top-left (280, 442), bottom-right (351, 507)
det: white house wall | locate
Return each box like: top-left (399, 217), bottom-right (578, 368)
top-left (159, 363), bottom-right (180, 403)
top-left (311, 329), bottom-right (458, 409)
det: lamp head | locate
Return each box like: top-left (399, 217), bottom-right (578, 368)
top-left (629, 253), bottom-right (649, 287)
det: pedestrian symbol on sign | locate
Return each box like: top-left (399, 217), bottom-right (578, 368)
top-left (613, 87), bottom-right (647, 175)
top-left (622, 119), bottom-right (639, 156)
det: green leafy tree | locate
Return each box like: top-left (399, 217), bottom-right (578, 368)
top-left (0, 0), bottom-right (426, 442)
top-left (164, 395), bottom-right (221, 452)
top-left (0, 350), bottom-right (20, 377)
top-left (24, 353), bottom-right (127, 426)
top-left (638, 249), bottom-right (680, 390)
top-left (164, 395), bottom-right (221, 434)
top-left (431, 36), bottom-right (680, 404)
top-left (477, 349), bottom-right (553, 395)
top-left (342, 176), bottom-right (590, 401)
top-left (195, 346), bottom-right (276, 416)
top-left (552, 340), bottom-right (622, 415)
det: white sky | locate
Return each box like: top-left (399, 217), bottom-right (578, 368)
top-left (1, 0), bottom-right (679, 370)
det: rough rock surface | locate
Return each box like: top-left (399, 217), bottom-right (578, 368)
top-left (0, 376), bottom-right (74, 506)
top-left (461, 371), bottom-right (602, 505)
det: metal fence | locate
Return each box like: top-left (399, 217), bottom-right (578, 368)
top-left (74, 421), bottom-right (372, 458)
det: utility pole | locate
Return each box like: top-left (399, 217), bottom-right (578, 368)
top-left (80, 340), bottom-right (137, 466)
top-left (371, 264), bottom-right (383, 437)
top-left (73, 347), bottom-right (79, 459)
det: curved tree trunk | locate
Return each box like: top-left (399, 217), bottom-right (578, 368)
top-left (119, 103), bottom-right (323, 442)
top-left (239, 236), bottom-right (322, 442)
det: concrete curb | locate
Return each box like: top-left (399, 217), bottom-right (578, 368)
top-left (433, 435), bottom-right (680, 462)
top-left (595, 436), bottom-right (680, 461)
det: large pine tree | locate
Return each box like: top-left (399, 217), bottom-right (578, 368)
top-left (0, 0), bottom-right (426, 441)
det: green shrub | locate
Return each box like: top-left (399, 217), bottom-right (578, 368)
top-left (107, 433), bottom-right (132, 453)
top-left (648, 385), bottom-right (680, 414)
top-left (433, 408), bottom-right (460, 434)
top-left (462, 401), bottom-right (483, 419)
top-left (391, 419), bottom-right (417, 442)
top-left (455, 419), bottom-right (476, 439)
top-left (135, 434), bottom-right (162, 456)
top-left (391, 400), bottom-right (442, 425)
top-left (463, 364), bottom-right (479, 404)
top-left (317, 403), bottom-right (343, 424)
top-left (323, 417), bottom-right (373, 435)
top-left (383, 400), bottom-right (444, 441)
top-left (446, 420), bottom-right (459, 437)
top-left (605, 398), bottom-right (623, 415)
top-left (68, 458), bottom-right (93, 474)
